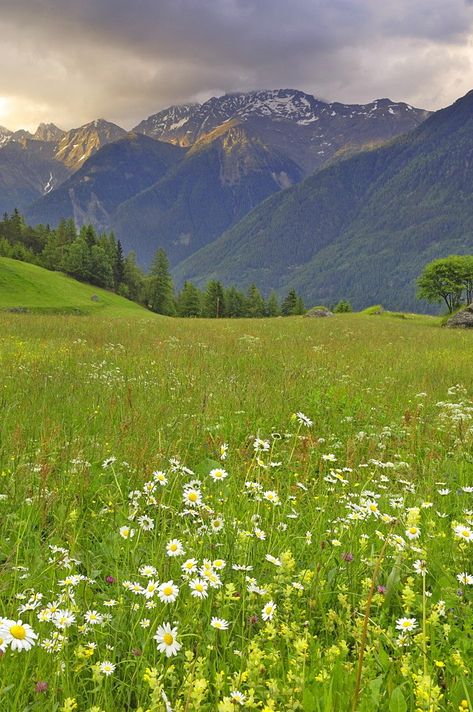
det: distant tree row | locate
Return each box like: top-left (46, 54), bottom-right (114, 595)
top-left (148, 248), bottom-right (305, 317)
top-left (0, 210), bottom-right (306, 318)
top-left (417, 255), bottom-right (473, 313)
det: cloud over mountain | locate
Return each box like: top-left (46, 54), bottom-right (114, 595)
top-left (1, 0), bottom-right (473, 130)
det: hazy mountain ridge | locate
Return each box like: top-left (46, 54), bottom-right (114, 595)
top-left (27, 134), bottom-right (186, 232)
top-left (113, 120), bottom-right (304, 265)
top-left (0, 119), bottom-right (129, 213)
top-left (24, 89), bottom-right (429, 259)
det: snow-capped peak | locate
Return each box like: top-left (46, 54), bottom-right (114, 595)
top-left (133, 89), bottom-right (429, 145)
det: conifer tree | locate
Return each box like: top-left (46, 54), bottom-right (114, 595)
top-left (148, 248), bottom-right (175, 315)
top-left (225, 286), bottom-right (246, 317)
top-left (203, 280), bottom-right (225, 318)
top-left (281, 288), bottom-right (298, 316)
top-left (177, 281), bottom-right (202, 317)
top-left (245, 284), bottom-right (266, 317)
top-left (267, 291), bottom-right (281, 317)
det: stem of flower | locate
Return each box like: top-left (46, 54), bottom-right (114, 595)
top-left (351, 534), bottom-right (391, 712)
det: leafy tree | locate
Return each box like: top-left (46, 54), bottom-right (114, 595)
top-left (90, 245), bottom-right (114, 288)
top-left (177, 281), bottom-right (202, 317)
top-left (458, 255), bottom-right (473, 305)
top-left (148, 248), bottom-right (175, 315)
top-left (417, 257), bottom-right (468, 313)
top-left (334, 299), bottom-right (353, 313)
top-left (121, 251), bottom-right (145, 303)
top-left (203, 280), bottom-right (225, 318)
top-left (63, 236), bottom-right (93, 283)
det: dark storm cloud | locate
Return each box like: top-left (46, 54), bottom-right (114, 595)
top-left (1, 0), bottom-right (473, 131)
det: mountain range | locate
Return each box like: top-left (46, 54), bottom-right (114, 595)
top-left (10, 89), bottom-right (427, 270)
top-left (175, 89), bottom-right (473, 310)
top-left (4, 87), bottom-right (473, 310)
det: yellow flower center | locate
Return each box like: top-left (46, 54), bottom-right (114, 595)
top-left (462, 530), bottom-right (470, 537)
top-left (163, 586), bottom-right (173, 596)
top-left (188, 492), bottom-right (198, 502)
top-left (170, 544), bottom-right (177, 551)
top-left (409, 528), bottom-right (417, 534)
top-left (10, 624), bottom-right (26, 640)
top-left (163, 633), bottom-right (174, 645)
top-left (196, 584), bottom-right (203, 591)
top-left (402, 621), bottom-right (411, 628)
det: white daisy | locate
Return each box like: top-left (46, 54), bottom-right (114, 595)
top-left (183, 488), bottom-right (202, 507)
top-left (153, 471), bottom-right (168, 486)
top-left (454, 525), bottom-right (473, 542)
top-left (0, 620), bottom-right (37, 652)
top-left (209, 468), bottom-right (228, 482)
top-left (84, 610), bottom-right (104, 625)
top-left (99, 661), bottom-right (116, 675)
top-left (119, 525), bottom-right (135, 540)
top-left (210, 617), bottom-right (229, 630)
top-left (139, 564), bottom-right (157, 578)
top-left (413, 560), bottom-right (428, 576)
top-left (230, 691), bottom-right (247, 705)
top-left (52, 610), bottom-right (76, 629)
top-left (158, 581), bottom-right (179, 604)
top-left (262, 600), bottom-right (277, 621)
top-left (405, 526), bottom-right (421, 540)
top-left (181, 558), bottom-right (198, 574)
top-left (154, 622), bottom-right (181, 657)
top-left (166, 539), bottom-right (185, 557)
top-left (143, 580), bottom-right (160, 599)
top-left (189, 578), bottom-right (209, 599)
top-left (396, 617), bottom-right (418, 632)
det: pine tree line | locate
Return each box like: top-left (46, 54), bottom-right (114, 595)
top-left (0, 210), bottom-right (306, 317)
top-left (148, 248), bottom-right (305, 317)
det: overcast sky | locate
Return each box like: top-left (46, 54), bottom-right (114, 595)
top-left (1, 0), bottom-right (473, 131)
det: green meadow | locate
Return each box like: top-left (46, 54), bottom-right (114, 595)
top-left (0, 304), bottom-right (472, 711)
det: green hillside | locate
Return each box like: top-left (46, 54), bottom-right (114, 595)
top-left (0, 257), bottom-right (151, 316)
top-left (174, 89), bottom-right (473, 311)
top-left (114, 120), bottom-right (303, 266)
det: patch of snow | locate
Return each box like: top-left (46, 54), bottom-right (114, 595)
top-left (168, 117), bottom-right (189, 131)
top-left (43, 172), bottom-right (54, 194)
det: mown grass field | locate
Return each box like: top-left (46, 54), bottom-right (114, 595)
top-left (0, 308), bottom-right (472, 712)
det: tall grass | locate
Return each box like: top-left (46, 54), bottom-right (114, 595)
top-left (0, 312), bottom-right (471, 711)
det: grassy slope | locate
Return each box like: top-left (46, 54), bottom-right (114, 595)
top-left (0, 257), bottom-right (152, 316)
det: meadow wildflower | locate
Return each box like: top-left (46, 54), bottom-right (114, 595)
top-left (0, 620), bottom-right (37, 651)
top-left (158, 581), bottom-right (179, 603)
top-left (454, 525), bottom-right (472, 542)
top-left (211, 617), bottom-right (229, 630)
top-left (166, 539), bottom-right (185, 556)
top-left (154, 623), bottom-right (181, 657)
top-left (262, 601), bottom-right (277, 621)
top-left (99, 661), bottom-right (116, 676)
top-left (396, 617), bottom-right (418, 632)
top-left (209, 468), bottom-right (229, 482)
